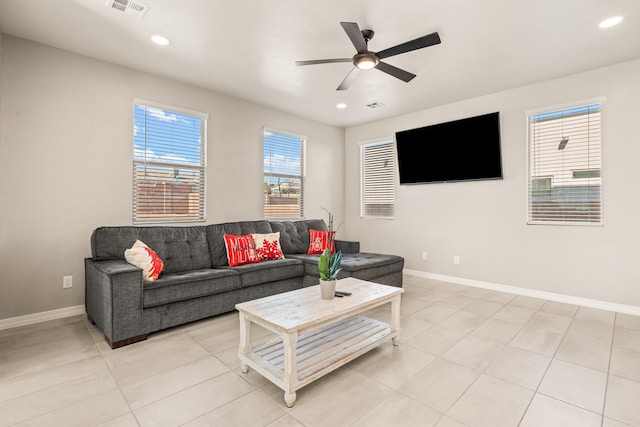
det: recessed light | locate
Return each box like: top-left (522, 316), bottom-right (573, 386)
top-left (599, 16), bottom-right (623, 28)
top-left (151, 35), bottom-right (170, 46)
top-left (336, 103), bottom-right (347, 109)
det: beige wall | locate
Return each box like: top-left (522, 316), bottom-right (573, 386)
top-left (0, 35), bottom-right (345, 320)
top-left (3, 33), bottom-right (638, 320)
top-left (345, 58), bottom-right (640, 307)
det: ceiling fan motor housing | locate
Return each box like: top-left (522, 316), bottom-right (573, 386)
top-left (361, 29), bottom-right (375, 42)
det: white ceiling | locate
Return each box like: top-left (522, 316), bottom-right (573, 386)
top-left (1, 0), bottom-right (639, 127)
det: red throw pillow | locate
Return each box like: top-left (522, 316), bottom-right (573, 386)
top-left (307, 229), bottom-right (335, 254)
top-left (124, 240), bottom-right (164, 281)
top-left (252, 232), bottom-right (285, 261)
top-left (224, 234), bottom-right (260, 267)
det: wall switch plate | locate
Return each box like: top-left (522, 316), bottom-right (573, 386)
top-left (63, 275), bottom-right (73, 289)
top-left (422, 252), bottom-right (428, 260)
top-left (454, 256), bottom-right (460, 265)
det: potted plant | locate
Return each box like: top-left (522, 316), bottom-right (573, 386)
top-left (318, 209), bottom-right (342, 299)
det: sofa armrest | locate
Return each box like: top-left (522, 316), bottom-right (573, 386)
top-left (85, 258), bottom-right (146, 347)
top-left (335, 240), bottom-right (360, 254)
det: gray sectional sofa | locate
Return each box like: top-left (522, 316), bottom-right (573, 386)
top-left (85, 219), bottom-right (404, 348)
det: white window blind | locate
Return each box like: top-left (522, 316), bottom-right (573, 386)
top-left (264, 129), bottom-right (305, 218)
top-left (360, 140), bottom-right (395, 218)
top-left (133, 101), bottom-right (207, 223)
top-left (527, 103), bottom-right (602, 225)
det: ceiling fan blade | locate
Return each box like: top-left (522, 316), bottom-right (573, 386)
top-left (340, 22), bottom-right (368, 54)
top-left (377, 32), bottom-right (441, 60)
top-left (337, 67), bottom-right (359, 91)
top-left (295, 58), bottom-right (352, 66)
top-left (375, 61), bottom-right (416, 83)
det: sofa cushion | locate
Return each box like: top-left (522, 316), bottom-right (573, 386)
top-left (339, 253), bottom-right (405, 278)
top-left (124, 240), bottom-right (164, 281)
top-left (307, 229), bottom-right (335, 254)
top-left (91, 226), bottom-right (211, 274)
top-left (286, 252), bottom-right (404, 282)
top-left (334, 240), bottom-right (360, 254)
top-left (252, 232), bottom-right (285, 261)
top-left (223, 234), bottom-right (260, 267)
top-left (143, 268), bottom-right (240, 308)
top-left (206, 221), bottom-right (273, 267)
top-left (230, 258), bottom-right (305, 288)
top-left (269, 219), bottom-right (327, 254)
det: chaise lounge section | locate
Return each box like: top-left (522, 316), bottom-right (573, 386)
top-left (85, 219), bottom-right (404, 348)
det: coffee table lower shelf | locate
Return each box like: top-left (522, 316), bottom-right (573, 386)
top-left (239, 316), bottom-right (397, 406)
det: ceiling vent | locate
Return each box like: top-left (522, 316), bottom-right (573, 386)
top-left (106, 0), bottom-right (149, 20)
top-left (366, 101), bottom-right (385, 109)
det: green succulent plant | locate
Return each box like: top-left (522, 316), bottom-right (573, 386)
top-left (318, 248), bottom-right (342, 281)
top-left (318, 208), bottom-right (342, 281)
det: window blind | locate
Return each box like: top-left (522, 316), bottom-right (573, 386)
top-left (264, 129), bottom-right (305, 218)
top-left (527, 103), bottom-right (602, 224)
top-left (133, 102), bottom-right (207, 223)
top-left (360, 140), bottom-right (395, 218)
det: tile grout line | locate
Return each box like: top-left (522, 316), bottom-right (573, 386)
top-left (515, 305), bottom-right (615, 426)
top-left (379, 280), bottom-right (471, 426)
top-left (423, 294), bottom-right (545, 426)
top-left (510, 300), bottom-right (573, 426)
top-left (362, 279), bottom-right (469, 426)
top-left (82, 316), bottom-right (143, 427)
top-left (2, 317), bottom-right (132, 426)
top-left (408, 282), bottom-right (550, 425)
top-left (599, 312), bottom-right (616, 427)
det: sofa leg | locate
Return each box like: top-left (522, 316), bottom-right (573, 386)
top-left (106, 334), bottom-right (148, 349)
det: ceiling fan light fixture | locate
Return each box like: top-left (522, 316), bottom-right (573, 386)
top-left (354, 53), bottom-right (378, 70)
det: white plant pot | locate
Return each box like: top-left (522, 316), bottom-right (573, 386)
top-left (319, 279), bottom-right (336, 300)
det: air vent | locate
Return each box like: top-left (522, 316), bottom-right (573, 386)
top-left (106, 0), bottom-right (149, 20)
top-left (366, 101), bottom-right (385, 109)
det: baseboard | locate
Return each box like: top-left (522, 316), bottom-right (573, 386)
top-left (404, 269), bottom-right (640, 316)
top-left (0, 305), bottom-right (86, 331)
top-left (2, 272), bottom-right (638, 330)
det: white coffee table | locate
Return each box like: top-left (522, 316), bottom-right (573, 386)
top-left (235, 277), bottom-right (404, 407)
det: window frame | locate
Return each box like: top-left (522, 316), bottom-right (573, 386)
top-left (525, 97), bottom-right (605, 226)
top-left (263, 127), bottom-right (306, 219)
top-left (132, 98), bottom-right (208, 224)
top-left (360, 138), bottom-right (396, 220)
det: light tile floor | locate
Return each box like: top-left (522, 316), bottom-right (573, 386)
top-left (1, 275), bottom-right (640, 426)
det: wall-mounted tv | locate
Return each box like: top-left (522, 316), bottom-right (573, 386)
top-left (395, 112), bottom-right (503, 185)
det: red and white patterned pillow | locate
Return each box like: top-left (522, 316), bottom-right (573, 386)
top-left (252, 232), bottom-right (284, 261)
top-left (124, 240), bottom-right (164, 281)
top-left (223, 234), bottom-right (260, 267)
top-left (307, 229), bottom-right (335, 254)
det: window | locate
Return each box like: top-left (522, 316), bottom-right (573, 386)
top-left (133, 100), bottom-right (207, 223)
top-left (527, 102), bottom-right (602, 224)
top-left (263, 128), bottom-right (305, 218)
top-left (360, 140), bottom-right (395, 218)
top-left (531, 177), bottom-right (552, 197)
top-left (572, 169), bottom-right (601, 179)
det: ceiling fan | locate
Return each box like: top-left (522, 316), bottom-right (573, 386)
top-left (295, 22), bottom-right (441, 91)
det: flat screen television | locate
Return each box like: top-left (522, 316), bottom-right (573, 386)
top-left (395, 112), bottom-right (503, 185)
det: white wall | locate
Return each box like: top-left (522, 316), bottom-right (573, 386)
top-left (0, 36), bottom-right (344, 320)
top-left (345, 58), bottom-right (640, 307)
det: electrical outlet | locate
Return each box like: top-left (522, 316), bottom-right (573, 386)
top-left (63, 275), bottom-right (73, 289)
top-left (454, 256), bottom-right (460, 265)
top-left (422, 252), bottom-right (428, 260)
